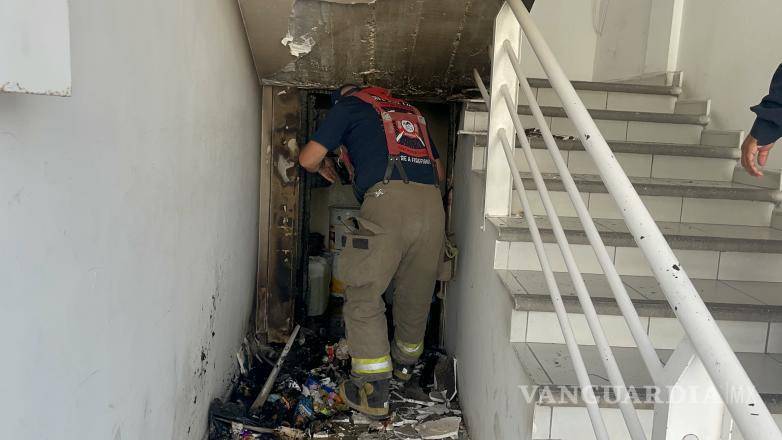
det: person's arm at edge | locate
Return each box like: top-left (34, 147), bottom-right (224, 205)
top-left (434, 159), bottom-right (445, 184)
top-left (299, 141), bottom-right (338, 183)
top-left (428, 132), bottom-right (445, 184)
top-left (742, 64), bottom-right (782, 177)
top-left (299, 101), bottom-right (351, 182)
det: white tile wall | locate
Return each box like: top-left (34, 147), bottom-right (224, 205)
top-left (518, 87), bottom-right (539, 106)
top-left (627, 121), bottom-right (702, 144)
top-left (526, 312), bottom-right (566, 344)
top-left (673, 249), bottom-right (721, 279)
top-left (640, 195), bottom-right (683, 222)
top-left (550, 407), bottom-right (654, 440)
top-left (507, 242), bottom-right (615, 274)
top-left (715, 320), bottom-right (769, 353)
top-left (531, 405), bottom-right (552, 439)
top-left (510, 310), bottom-right (528, 343)
top-left (474, 112), bottom-right (489, 131)
top-left (537, 88), bottom-right (608, 109)
top-left (613, 247), bottom-right (654, 277)
top-left (511, 190), bottom-right (584, 218)
top-left (651, 155), bottom-right (737, 181)
top-left (614, 248), bottom-right (719, 278)
top-left (633, 317), bottom-right (768, 352)
top-left (588, 194), bottom-right (682, 222)
top-left (471, 146), bottom-right (486, 170)
top-left (718, 252), bottom-right (782, 282)
top-left (567, 151), bottom-right (652, 177)
top-left (674, 99), bottom-right (710, 115)
top-left (514, 114), bottom-right (550, 131)
top-left (767, 323), bottom-right (782, 354)
top-left (721, 280), bottom-right (782, 306)
top-left (551, 117), bottom-right (629, 141)
top-left (606, 92), bottom-right (676, 113)
top-left (494, 240), bottom-right (510, 270)
top-left (550, 407), bottom-right (595, 440)
top-left (731, 414), bottom-right (782, 440)
top-left (516, 148), bottom-right (560, 173)
top-left (700, 129), bottom-right (744, 148)
top-left (525, 311), bottom-right (649, 347)
top-left (460, 111), bottom-right (477, 131)
top-left (732, 166), bottom-right (782, 190)
top-left (648, 317), bottom-right (685, 349)
top-left (681, 198), bottom-right (773, 227)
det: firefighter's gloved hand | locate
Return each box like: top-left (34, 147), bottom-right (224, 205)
top-left (318, 157), bottom-right (339, 183)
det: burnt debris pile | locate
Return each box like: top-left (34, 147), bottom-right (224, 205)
top-left (208, 327), bottom-right (466, 440)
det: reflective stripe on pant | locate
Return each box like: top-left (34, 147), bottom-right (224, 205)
top-left (351, 355), bottom-right (393, 376)
top-left (340, 181), bottom-right (445, 380)
top-left (392, 338), bottom-right (424, 365)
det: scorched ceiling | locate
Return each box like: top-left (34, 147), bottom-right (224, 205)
top-left (238, 0), bottom-right (525, 97)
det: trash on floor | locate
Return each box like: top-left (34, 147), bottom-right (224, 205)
top-left (208, 326), bottom-right (468, 439)
top-left (415, 417), bottom-right (462, 440)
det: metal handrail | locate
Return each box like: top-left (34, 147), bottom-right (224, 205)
top-left (501, 39), bottom-right (665, 386)
top-left (498, 84), bottom-right (647, 440)
top-left (480, 1), bottom-right (782, 439)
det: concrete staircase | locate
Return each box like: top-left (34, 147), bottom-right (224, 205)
top-left (458, 75), bottom-right (782, 439)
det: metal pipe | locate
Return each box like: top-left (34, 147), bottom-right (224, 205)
top-left (498, 129), bottom-right (611, 440)
top-left (502, 1), bottom-right (782, 438)
top-left (251, 324), bottom-right (301, 411)
top-left (501, 39), bottom-right (665, 386)
top-left (499, 86), bottom-right (647, 440)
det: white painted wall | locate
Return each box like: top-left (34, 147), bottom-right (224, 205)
top-left (676, 0), bottom-right (782, 168)
top-left (522, 0), bottom-right (598, 81)
top-left (0, 1), bottom-right (261, 439)
top-left (0, 0), bottom-right (71, 95)
top-left (444, 134), bottom-right (535, 439)
top-left (522, 0), bottom-right (663, 82)
top-left (593, 0), bottom-right (653, 81)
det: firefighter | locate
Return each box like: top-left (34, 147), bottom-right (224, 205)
top-left (298, 84), bottom-right (445, 419)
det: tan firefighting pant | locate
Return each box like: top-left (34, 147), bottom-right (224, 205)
top-left (337, 181), bottom-right (445, 380)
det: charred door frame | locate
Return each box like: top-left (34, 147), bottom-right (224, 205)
top-left (256, 85), bottom-right (307, 343)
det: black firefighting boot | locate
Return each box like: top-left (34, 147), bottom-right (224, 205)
top-left (392, 362), bottom-right (415, 383)
top-left (338, 377), bottom-right (390, 420)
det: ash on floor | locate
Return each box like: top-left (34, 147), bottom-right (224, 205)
top-left (208, 327), bottom-right (467, 440)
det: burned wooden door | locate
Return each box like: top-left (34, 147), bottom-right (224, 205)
top-left (256, 86), bottom-right (305, 343)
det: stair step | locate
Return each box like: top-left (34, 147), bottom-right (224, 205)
top-left (514, 343), bottom-right (782, 397)
top-left (491, 172), bottom-right (778, 203)
top-left (533, 385), bottom-right (782, 417)
top-left (465, 102), bottom-right (709, 126)
top-left (467, 132), bottom-right (740, 160)
top-left (463, 102), bottom-right (708, 144)
top-left (489, 216), bottom-right (782, 254)
top-left (473, 170), bottom-right (779, 226)
top-left (469, 133), bottom-right (742, 182)
top-left (497, 269), bottom-right (782, 319)
top-left (527, 78), bottom-right (682, 96)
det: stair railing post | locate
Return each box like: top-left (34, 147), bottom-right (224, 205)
top-left (498, 130), bottom-right (611, 440)
top-left (651, 338), bottom-right (727, 440)
top-left (499, 85), bottom-right (648, 440)
top-left (500, 39), bottom-right (665, 386)
top-left (484, 3), bottom-right (521, 217)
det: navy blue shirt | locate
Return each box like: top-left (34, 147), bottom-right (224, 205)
top-left (750, 64), bottom-right (782, 145)
top-left (311, 96), bottom-right (439, 198)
